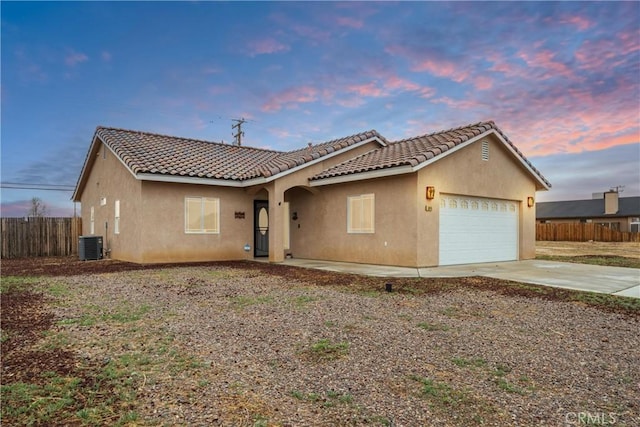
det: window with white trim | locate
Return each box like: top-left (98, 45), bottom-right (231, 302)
top-left (185, 197), bottom-right (220, 233)
top-left (90, 206), bottom-right (95, 234)
top-left (114, 200), bottom-right (120, 234)
top-left (347, 193), bottom-right (375, 233)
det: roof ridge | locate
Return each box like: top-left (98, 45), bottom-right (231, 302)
top-left (96, 126), bottom-right (283, 154)
top-left (392, 120), bottom-right (495, 144)
top-left (539, 196), bottom-right (640, 203)
top-left (283, 129), bottom-right (385, 154)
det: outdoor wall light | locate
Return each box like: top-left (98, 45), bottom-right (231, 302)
top-left (426, 186), bottom-right (436, 200)
top-left (527, 197), bottom-right (535, 207)
top-left (292, 212), bottom-right (298, 221)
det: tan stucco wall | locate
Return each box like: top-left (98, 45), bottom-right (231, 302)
top-left (287, 174), bottom-right (418, 266)
top-left (137, 181), bottom-right (256, 263)
top-left (79, 140), bottom-right (143, 262)
top-left (286, 134), bottom-right (541, 267)
top-left (416, 134), bottom-right (539, 265)
top-left (247, 140), bottom-right (383, 262)
top-left (80, 139), bottom-right (382, 264)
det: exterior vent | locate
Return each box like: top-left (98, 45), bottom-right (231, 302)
top-left (79, 236), bottom-right (103, 261)
top-left (481, 140), bottom-right (489, 161)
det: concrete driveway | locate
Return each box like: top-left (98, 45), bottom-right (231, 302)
top-left (281, 258), bottom-right (640, 298)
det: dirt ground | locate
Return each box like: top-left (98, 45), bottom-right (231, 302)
top-left (1, 241), bottom-right (638, 278)
top-left (2, 247), bottom-right (639, 426)
top-left (536, 241), bottom-right (640, 258)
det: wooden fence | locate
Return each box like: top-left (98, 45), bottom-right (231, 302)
top-left (536, 223), bottom-right (640, 242)
top-left (1, 217), bottom-right (82, 259)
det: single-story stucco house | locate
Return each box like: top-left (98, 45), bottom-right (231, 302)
top-left (537, 191), bottom-right (640, 232)
top-left (72, 120), bottom-right (550, 266)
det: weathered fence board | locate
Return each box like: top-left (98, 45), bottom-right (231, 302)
top-left (1, 217), bottom-right (82, 258)
top-left (536, 223), bottom-right (640, 242)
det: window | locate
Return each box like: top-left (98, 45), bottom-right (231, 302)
top-left (100, 197), bottom-right (107, 206)
top-left (90, 206), bottom-right (95, 234)
top-left (114, 200), bottom-right (120, 234)
top-left (347, 194), bottom-right (374, 233)
top-left (185, 197), bottom-right (220, 233)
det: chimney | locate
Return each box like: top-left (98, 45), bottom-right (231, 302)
top-left (604, 190), bottom-right (619, 215)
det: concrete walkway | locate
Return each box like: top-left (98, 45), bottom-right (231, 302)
top-left (280, 258), bottom-right (640, 298)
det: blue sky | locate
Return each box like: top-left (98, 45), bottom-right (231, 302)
top-left (2, 1), bottom-right (639, 217)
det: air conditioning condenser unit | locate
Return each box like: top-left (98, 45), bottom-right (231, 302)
top-left (79, 236), bottom-right (103, 261)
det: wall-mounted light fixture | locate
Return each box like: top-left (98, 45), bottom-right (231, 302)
top-left (527, 197), bottom-right (535, 207)
top-left (292, 211), bottom-right (298, 221)
top-left (426, 186), bottom-right (436, 200)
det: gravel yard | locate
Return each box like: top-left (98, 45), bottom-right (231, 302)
top-left (3, 259), bottom-right (638, 426)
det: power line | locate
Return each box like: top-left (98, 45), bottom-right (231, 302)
top-left (0, 182), bottom-right (75, 191)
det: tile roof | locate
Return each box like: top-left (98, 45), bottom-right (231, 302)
top-left (95, 127), bottom-right (385, 181)
top-left (536, 196), bottom-right (640, 219)
top-left (310, 121), bottom-right (551, 188)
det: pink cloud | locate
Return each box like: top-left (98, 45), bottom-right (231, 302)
top-left (517, 50), bottom-right (575, 79)
top-left (336, 97), bottom-right (366, 108)
top-left (432, 96), bottom-right (483, 110)
top-left (411, 58), bottom-right (469, 83)
top-left (488, 52), bottom-right (523, 77)
top-left (558, 15), bottom-right (594, 31)
top-left (576, 32), bottom-right (639, 72)
top-left (0, 199), bottom-right (74, 217)
top-left (474, 76), bottom-right (493, 91)
top-left (268, 127), bottom-right (302, 140)
top-left (385, 75), bottom-right (421, 92)
top-left (65, 51), bottom-right (88, 66)
top-left (262, 85), bottom-right (319, 112)
top-left (247, 38), bottom-right (290, 56)
top-left (336, 16), bottom-right (364, 29)
top-left (347, 82), bottom-right (384, 97)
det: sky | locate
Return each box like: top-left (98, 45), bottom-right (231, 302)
top-left (1, 1), bottom-right (639, 217)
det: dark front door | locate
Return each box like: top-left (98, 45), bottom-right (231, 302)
top-left (254, 201), bottom-right (269, 257)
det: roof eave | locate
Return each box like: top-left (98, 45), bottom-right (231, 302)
top-left (310, 165), bottom-right (414, 187)
top-left (72, 132), bottom-right (101, 202)
top-left (137, 173), bottom-right (247, 187)
top-left (265, 135), bottom-right (386, 183)
top-left (310, 129), bottom-right (552, 190)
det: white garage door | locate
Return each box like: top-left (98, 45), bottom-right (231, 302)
top-left (439, 195), bottom-right (518, 266)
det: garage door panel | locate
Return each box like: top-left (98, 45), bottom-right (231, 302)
top-left (439, 195), bottom-right (518, 266)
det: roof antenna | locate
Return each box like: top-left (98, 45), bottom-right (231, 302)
top-left (232, 118), bottom-right (246, 146)
top-left (610, 185), bottom-right (625, 193)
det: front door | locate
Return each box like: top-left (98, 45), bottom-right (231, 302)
top-left (254, 201), bottom-right (269, 257)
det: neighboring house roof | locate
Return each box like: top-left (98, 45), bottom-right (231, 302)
top-left (73, 120), bottom-right (549, 201)
top-left (536, 197), bottom-right (640, 219)
top-left (310, 121), bottom-right (550, 190)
